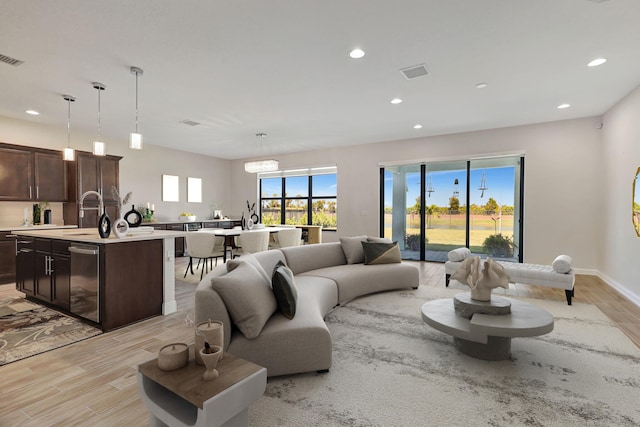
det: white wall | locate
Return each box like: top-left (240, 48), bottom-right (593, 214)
top-left (231, 117), bottom-right (604, 269)
top-left (601, 84), bottom-right (640, 306)
top-left (0, 116), bottom-right (232, 224)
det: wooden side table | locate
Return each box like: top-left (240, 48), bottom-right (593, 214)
top-left (137, 350), bottom-right (267, 427)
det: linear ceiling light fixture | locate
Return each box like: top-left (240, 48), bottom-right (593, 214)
top-left (129, 66), bottom-right (144, 150)
top-left (244, 133), bottom-right (279, 173)
top-left (92, 82), bottom-right (107, 156)
top-left (62, 94), bottom-right (76, 161)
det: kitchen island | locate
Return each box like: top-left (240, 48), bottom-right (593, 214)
top-left (12, 228), bottom-right (186, 331)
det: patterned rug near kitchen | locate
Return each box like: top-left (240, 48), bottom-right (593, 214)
top-left (0, 297), bottom-right (102, 366)
top-left (250, 286), bottom-right (640, 427)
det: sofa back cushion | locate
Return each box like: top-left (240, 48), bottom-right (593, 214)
top-left (253, 250), bottom-right (287, 278)
top-left (280, 242), bottom-right (347, 275)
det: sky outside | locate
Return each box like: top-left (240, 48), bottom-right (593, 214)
top-left (261, 174), bottom-right (337, 198)
top-left (385, 167), bottom-right (516, 208)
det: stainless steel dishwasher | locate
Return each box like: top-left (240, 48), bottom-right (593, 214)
top-left (69, 244), bottom-right (100, 323)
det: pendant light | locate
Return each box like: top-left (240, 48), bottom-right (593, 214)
top-left (62, 94), bottom-right (76, 161)
top-left (478, 172), bottom-right (488, 198)
top-left (129, 66), bottom-right (144, 150)
top-left (426, 175), bottom-right (435, 197)
top-left (244, 133), bottom-right (279, 173)
top-left (92, 82), bottom-right (106, 156)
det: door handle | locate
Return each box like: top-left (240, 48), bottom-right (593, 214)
top-left (36, 186), bottom-right (39, 199)
top-left (29, 186), bottom-right (32, 199)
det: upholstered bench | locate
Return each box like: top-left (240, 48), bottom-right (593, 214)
top-left (444, 248), bottom-right (576, 305)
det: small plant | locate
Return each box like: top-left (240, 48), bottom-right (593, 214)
top-left (405, 234), bottom-right (428, 251)
top-left (482, 234), bottom-right (514, 258)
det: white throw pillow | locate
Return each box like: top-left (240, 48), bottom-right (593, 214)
top-left (448, 247), bottom-right (471, 262)
top-left (552, 255), bottom-right (572, 274)
top-left (340, 235), bottom-right (368, 264)
top-left (212, 260), bottom-right (277, 339)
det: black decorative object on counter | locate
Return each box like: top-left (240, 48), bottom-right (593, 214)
top-left (44, 209), bottom-right (52, 224)
top-left (241, 212), bottom-right (246, 230)
top-left (98, 208), bottom-right (111, 238)
top-left (125, 204), bottom-right (142, 228)
top-left (32, 204), bottom-right (41, 225)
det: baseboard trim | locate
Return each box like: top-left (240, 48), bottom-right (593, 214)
top-left (596, 270), bottom-right (640, 309)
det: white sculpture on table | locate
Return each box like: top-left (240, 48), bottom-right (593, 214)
top-left (450, 256), bottom-right (510, 301)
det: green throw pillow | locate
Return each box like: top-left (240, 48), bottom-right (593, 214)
top-left (271, 260), bottom-right (298, 319)
top-left (361, 241), bottom-right (401, 265)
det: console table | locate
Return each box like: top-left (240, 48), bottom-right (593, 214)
top-left (137, 350), bottom-right (266, 427)
top-left (421, 293), bottom-right (554, 360)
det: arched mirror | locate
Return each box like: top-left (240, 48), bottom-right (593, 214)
top-left (633, 167), bottom-right (640, 237)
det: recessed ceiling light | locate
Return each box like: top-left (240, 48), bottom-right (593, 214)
top-left (25, 110), bottom-right (39, 115)
top-left (349, 48), bottom-right (365, 59)
top-left (475, 82), bottom-right (488, 89)
top-left (413, 124), bottom-right (423, 129)
top-left (587, 58), bottom-right (607, 67)
top-left (390, 98), bottom-right (402, 104)
top-left (557, 103), bottom-right (571, 109)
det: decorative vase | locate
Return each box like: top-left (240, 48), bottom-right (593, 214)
top-left (32, 204), bottom-right (41, 225)
top-left (470, 286), bottom-right (492, 302)
top-left (199, 344), bottom-right (222, 381)
top-left (113, 216), bottom-right (130, 238)
top-left (98, 208), bottom-right (111, 238)
top-left (251, 212), bottom-right (259, 224)
top-left (241, 212), bottom-right (246, 230)
top-left (124, 204), bottom-right (142, 228)
top-left (195, 319), bottom-right (224, 365)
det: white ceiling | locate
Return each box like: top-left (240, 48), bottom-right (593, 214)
top-left (1, 0), bottom-right (639, 160)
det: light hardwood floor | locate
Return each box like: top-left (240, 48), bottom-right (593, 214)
top-left (1, 258), bottom-right (638, 426)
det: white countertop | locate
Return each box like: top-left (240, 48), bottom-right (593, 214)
top-left (11, 228), bottom-right (187, 244)
top-left (0, 224), bottom-right (78, 233)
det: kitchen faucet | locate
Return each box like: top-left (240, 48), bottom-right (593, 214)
top-left (79, 190), bottom-right (104, 219)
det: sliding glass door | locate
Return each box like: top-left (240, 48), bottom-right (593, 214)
top-left (381, 156), bottom-right (523, 262)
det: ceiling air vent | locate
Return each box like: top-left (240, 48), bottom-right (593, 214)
top-left (0, 53), bottom-right (25, 67)
top-left (400, 64), bottom-right (428, 80)
top-left (180, 119), bottom-right (201, 127)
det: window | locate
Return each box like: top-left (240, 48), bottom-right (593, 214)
top-left (259, 167), bottom-right (337, 230)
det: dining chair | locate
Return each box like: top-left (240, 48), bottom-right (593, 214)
top-left (270, 227), bottom-right (303, 249)
top-left (237, 230), bottom-right (270, 255)
top-left (184, 232), bottom-right (217, 280)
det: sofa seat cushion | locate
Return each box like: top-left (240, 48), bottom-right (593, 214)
top-left (299, 262), bottom-right (419, 304)
top-left (228, 278), bottom-right (337, 377)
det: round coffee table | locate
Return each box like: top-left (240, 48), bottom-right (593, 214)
top-left (421, 293), bottom-right (554, 360)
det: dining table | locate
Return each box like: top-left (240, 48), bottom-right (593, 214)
top-left (198, 226), bottom-right (289, 262)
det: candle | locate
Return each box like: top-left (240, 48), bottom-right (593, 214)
top-left (157, 343), bottom-right (189, 371)
top-left (151, 204), bottom-right (155, 211)
top-left (195, 319), bottom-right (224, 365)
top-left (146, 202), bottom-right (150, 209)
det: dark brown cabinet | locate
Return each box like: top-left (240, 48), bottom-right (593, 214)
top-left (0, 233), bottom-right (18, 284)
top-left (64, 152), bottom-right (121, 228)
top-left (33, 239), bottom-right (70, 309)
top-left (16, 237), bottom-right (35, 295)
top-left (0, 144), bottom-right (67, 202)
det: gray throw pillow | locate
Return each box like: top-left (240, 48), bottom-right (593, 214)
top-left (271, 260), bottom-right (298, 319)
top-left (212, 260), bottom-right (277, 339)
top-left (340, 235), bottom-right (368, 264)
top-left (226, 253), bottom-right (271, 284)
top-left (361, 241), bottom-right (402, 265)
top-left (367, 236), bottom-right (393, 243)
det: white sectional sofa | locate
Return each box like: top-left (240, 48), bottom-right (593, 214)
top-left (194, 238), bottom-right (419, 377)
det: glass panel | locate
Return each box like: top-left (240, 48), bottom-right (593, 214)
top-left (312, 174), bottom-right (337, 197)
top-left (261, 199), bottom-right (280, 225)
top-left (284, 199), bottom-right (308, 225)
top-left (469, 157), bottom-right (520, 262)
top-left (424, 162), bottom-right (468, 262)
top-left (383, 164), bottom-right (421, 260)
top-left (261, 177), bottom-right (282, 198)
top-left (285, 176), bottom-right (308, 197)
top-left (312, 198), bottom-right (337, 230)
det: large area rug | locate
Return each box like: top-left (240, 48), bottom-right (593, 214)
top-left (0, 297), bottom-right (102, 366)
top-left (249, 286), bottom-right (640, 426)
